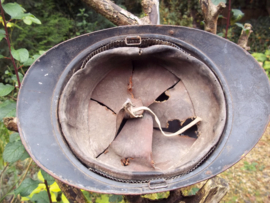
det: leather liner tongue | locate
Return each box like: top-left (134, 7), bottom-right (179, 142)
top-left (98, 113), bottom-right (155, 171)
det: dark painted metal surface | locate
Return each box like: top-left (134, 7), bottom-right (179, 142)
top-left (17, 25), bottom-right (270, 194)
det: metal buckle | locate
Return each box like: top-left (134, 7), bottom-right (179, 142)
top-left (125, 36), bottom-right (142, 46)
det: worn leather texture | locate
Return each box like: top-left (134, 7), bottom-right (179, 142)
top-left (59, 45), bottom-right (226, 180)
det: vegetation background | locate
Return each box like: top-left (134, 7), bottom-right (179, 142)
top-left (0, 0), bottom-right (269, 202)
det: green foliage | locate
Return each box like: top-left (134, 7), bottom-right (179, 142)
top-left (2, 2), bottom-right (40, 25)
top-left (241, 161), bottom-right (258, 171)
top-left (0, 100), bottom-right (16, 121)
top-left (2, 3), bottom-right (25, 19)
top-left (142, 192), bottom-right (169, 200)
top-left (9, 132), bottom-right (20, 142)
top-left (160, 0), bottom-right (201, 27)
top-left (2, 132), bottom-right (30, 164)
top-left (0, 82), bottom-right (14, 96)
top-left (218, 16), bottom-right (270, 53)
top-left (22, 14), bottom-right (41, 25)
top-left (252, 49), bottom-right (270, 79)
top-left (247, 17), bottom-right (270, 53)
top-left (14, 13), bottom-right (73, 54)
top-left (3, 140), bottom-right (25, 163)
top-left (252, 53), bottom-right (267, 62)
top-left (74, 8), bottom-right (115, 36)
top-left (188, 187), bottom-right (200, 195)
top-left (15, 178), bottom-right (40, 197)
top-left (109, 195), bottom-right (123, 203)
top-left (0, 122), bottom-right (9, 167)
top-left (11, 48), bottom-right (29, 63)
top-left (231, 9), bottom-right (244, 24)
top-left (96, 194), bottom-right (110, 203)
top-left (41, 169), bottom-right (55, 185)
top-left (0, 29), bottom-right (5, 41)
top-left (31, 191), bottom-right (50, 203)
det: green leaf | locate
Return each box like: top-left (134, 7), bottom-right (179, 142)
top-left (218, 15), bottom-right (224, 19)
top-left (217, 33), bottom-right (224, 37)
top-left (231, 9), bottom-right (244, 21)
top-left (20, 150), bottom-right (30, 161)
top-left (31, 191), bottom-right (50, 203)
top-left (96, 194), bottom-right (110, 203)
top-left (9, 132), bottom-right (20, 142)
top-left (252, 53), bottom-right (267, 62)
top-left (245, 29), bottom-right (250, 35)
top-left (81, 190), bottom-right (92, 202)
top-left (265, 50), bottom-right (270, 58)
top-left (3, 140), bottom-right (25, 163)
top-left (23, 58), bottom-right (35, 66)
top-left (61, 193), bottom-right (69, 203)
top-left (264, 61), bottom-right (270, 70)
top-left (188, 187), bottom-right (200, 195)
top-left (39, 50), bottom-right (46, 55)
top-left (235, 23), bottom-right (245, 29)
top-left (0, 54), bottom-right (5, 59)
top-left (0, 29), bottom-right (5, 42)
top-left (109, 195), bottom-right (123, 203)
top-left (15, 178), bottom-right (40, 197)
top-left (23, 54), bottom-right (41, 66)
top-left (2, 3), bottom-right (25, 19)
top-left (11, 48), bottom-right (29, 63)
top-left (11, 72), bottom-right (24, 85)
top-left (0, 83), bottom-right (14, 96)
top-left (0, 100), bottom-right (16, 121)
top-left (23, 15), bottom-right (41, 25)
top-left (41, 169), bottom-right (55, 185)
top-left (23, 17), bottom-right (32, 25)
top-left (1, 0), bottom-right (5, 3)
top-left (211, 0), bottom-right (226, 5)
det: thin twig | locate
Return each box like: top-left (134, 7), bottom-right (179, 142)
top-left (225, 0), bottom-right (231, 39)
top-left (10, 194), bottom-right (16, 203)
top-left (0, 1), bottom-right (21, 88)
top-left (44, 180), bottom-right (53, 203)
top-left (0, 159), bottom-right (32, 202)
top-left (0, 163), bottom-right (9, 185)
top-left (18, 158), bottom-right (33, 185)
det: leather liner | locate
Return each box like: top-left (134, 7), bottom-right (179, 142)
top-left (58, 39), bottom-right (226, 182)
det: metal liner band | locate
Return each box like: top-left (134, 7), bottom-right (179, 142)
top-left (80, 38), bottom-right (187, 69)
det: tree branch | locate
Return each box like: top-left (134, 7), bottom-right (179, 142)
top-left (3, 117), bottom-right (18, 132)
top-left (0, 2), bottom-right (21, 88)
top-left (224, 0), bottom-right (231, 38)
top-left (44, 180), bottom-right (53, 203)
top-left (185, 176), bottom-right (229, 203)
top-left (141, 0), bottom-right (160, 24)
top-left (81, 0), bottom-right (144, 26)
top-left (81, 0), bottom-right (160, 26)
top-left (237, 23), bottom-right (253, 51)
top-left (200, 0), bottom-right (226, 34)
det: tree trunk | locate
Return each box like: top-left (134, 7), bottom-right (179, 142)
top-left (238, 23), bottom-right (253, 51)
top-left (200, 0), bottom-right (226, 34)
top-left (81, 0), bottom-right (160, 26)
